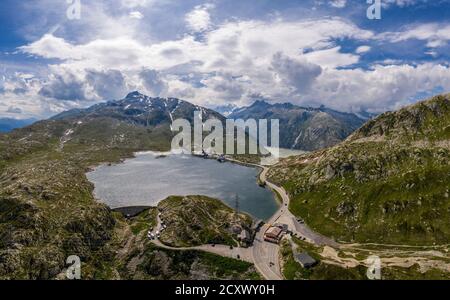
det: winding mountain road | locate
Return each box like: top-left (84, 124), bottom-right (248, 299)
top-left (150, 158), bottom-right (340, 280)
top-left (250, 166), bottom-right (339, 280)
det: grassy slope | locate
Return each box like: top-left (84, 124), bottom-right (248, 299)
top-left (0, 117), bottom-right (259, 279)
top-left (269, 94), bottom-right (450, 246)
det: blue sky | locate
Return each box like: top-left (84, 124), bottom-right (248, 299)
top-left (0, 0), bottom-right (450, 119)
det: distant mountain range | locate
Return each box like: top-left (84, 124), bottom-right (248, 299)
top-left (212, 104), bottom-right (240, 117)
top-left (228, 100), bottom-right (366, 151)
top-left (0, 118), bottom-right (36, 133)
top-left (1, 94), bottom-right (371, 152)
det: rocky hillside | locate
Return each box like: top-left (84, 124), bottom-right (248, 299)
top-left (158, 196), bottom-right (253, 247)
top-left (0, 92), bottom-right (254, 279)
top-left (113, 198), bottom-right (260, 280)
top-left (268, 94), bottom-right (450, 245)
top-left (229, 100), bottom-right (365, 151)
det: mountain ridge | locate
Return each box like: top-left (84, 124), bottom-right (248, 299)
top-left (229, 100), bottom-right (366, 151)
top-left (267, 93), bottom-right (450, 245)
top-left (0, 118), bottom-right (37, 133)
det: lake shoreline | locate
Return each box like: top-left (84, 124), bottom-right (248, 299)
top-left (87, 151), bottom-right (280, 220)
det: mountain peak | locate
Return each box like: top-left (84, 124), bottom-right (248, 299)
top-left (250, 100), bottom-right (271, 108)
top-left (125, 91), bottom-right (146, 99)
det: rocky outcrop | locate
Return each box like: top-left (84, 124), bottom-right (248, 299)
top-left (268, 94), bottom-right (450, 245)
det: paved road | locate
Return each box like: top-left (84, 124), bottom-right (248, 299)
top-left (259, 167), bottom-right (340, 248)
top-left (149, 159), bottom-right (340, 280)
top-left (151, 239), bottom-right (254, 263)
top-left (250, 166), bottom-right (340, 280)
top-left (252, 223), bottom-right (284, 280)
top-left (260, 167), bottom-right (339, 247)
top-left (150, 213), bottom-right (254, 263)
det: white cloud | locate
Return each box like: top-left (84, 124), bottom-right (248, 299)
top-left (12, 9), bottom-right (450, 117)
top-left (185, 4), bottom-right (214, 32)
top-left (355, 45), bottom-right (371, 54)
top-left (85, 69), bottom-right (129, 99)
top-left (383, 0), bottom-right (428, 8)
top-left (379, 23), bottom-right (450, 48)
top-left (21, 17), bottom-right (373, 73)
top-left (139, 69), bottom-right (168, 97)
top-left (120, 0), bottom-right (154, 8)
top-left (38, 69), bottom-right (87, 101)
top-left (129, 11), bottom-right (144, 19)
top-left (271, 52), bottom-right (322, 93)
top-left (304, 46), bottom-right (360, 68)
top-left (7, 106), bottom-right (22, 114)
top-left (309, 63), bottom-right (450, 113)
top-left (329, 0), bottom-right (347, 8)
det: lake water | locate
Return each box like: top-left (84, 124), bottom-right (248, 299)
top-left (87, 152), bottom-right (279, 220)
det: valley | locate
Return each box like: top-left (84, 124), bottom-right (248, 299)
top-left (0, 92), bottom-right (449, 280)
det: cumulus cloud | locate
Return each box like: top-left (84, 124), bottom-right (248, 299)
top-left (86, 69), bottom-right (128, 100)
top-left (271, 52), bottom-right (322, 93)
top-left (20, 17), bottom-right (372, 101)
top-left (139, 69), bottom-right (168, 97)
top-left (39, 71), bottom-right (87, 101)
top-left (8, 1), bottom-right (450, 118)
top-left (129, 11), bottom-right (144, 19)
top-left (121, 0), bottom-right (154, 8)
top-left (329, 0), bottom-right (347, 8)
top-left (7, 106), bottom-right (22, 114)
top-left (36, 67), bottom-right (129, 102)
top-left (379, 23), bottom-right (450, 48)
top-left (308, 63), bottom-right (450, 112)
top-left (201, 72), bottom-right (247, 101)
top-left (185, 4), bottom-right (214, 32)
top-left (356, 45), bottom-right (371, 54)
top-left (383, 0), bottom-right (429, 8)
